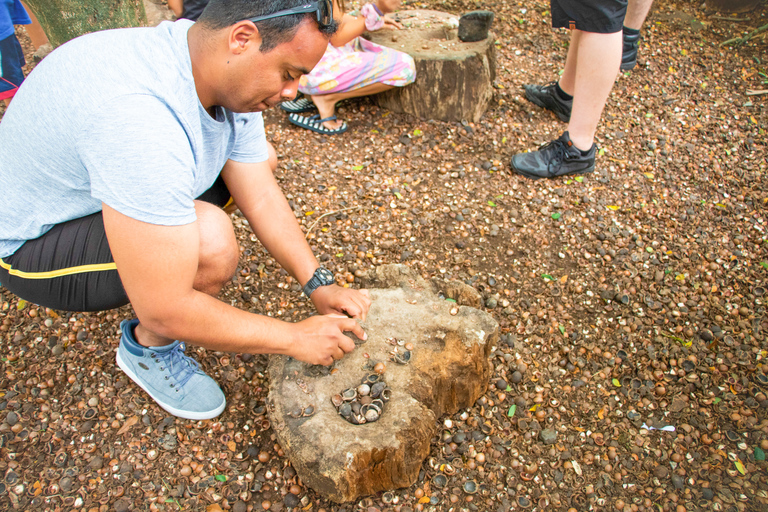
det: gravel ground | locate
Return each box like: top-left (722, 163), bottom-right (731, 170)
top-left (1, 0), bottom-right (767, 511)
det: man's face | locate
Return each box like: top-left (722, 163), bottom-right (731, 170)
top-left (226, 20), bottom-right (328, 113)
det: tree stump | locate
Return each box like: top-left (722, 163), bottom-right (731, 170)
top-left (267, 265), bottom-right (497, 503)
top-left (364, 9), bottom-right (496, 123)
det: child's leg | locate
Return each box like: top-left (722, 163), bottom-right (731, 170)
top-left (0, 35), bottom-right (27, 107)
top-left (311, 82), bottom-right (394, 130)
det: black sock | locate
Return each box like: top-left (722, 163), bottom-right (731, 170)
top-left (554, 82), bottom-right (573, 101)
top-left (579, 146), bottom-right (594, 156)
top-left (623, 26), bottom-right (640, 36)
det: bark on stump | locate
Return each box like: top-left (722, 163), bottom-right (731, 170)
top-left (267, 265), bottom-right (497, 503)
top-left (364, 9), bottom-right (496, 123)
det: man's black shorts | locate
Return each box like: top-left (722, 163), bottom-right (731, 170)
top-left (551, 0), bottom-right (628, 34)
top-left (0, 176), bottom-right (232, 312)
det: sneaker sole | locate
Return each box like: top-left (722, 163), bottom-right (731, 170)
top-left (510, 163), bottom-right (595, 180)
top-left (116, 351), bottom-right (226, 420)
top-left (523, 90), bottom-right (571, 123)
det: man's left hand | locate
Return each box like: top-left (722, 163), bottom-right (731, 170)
top-left (311, 285), bottom-right (371, 321)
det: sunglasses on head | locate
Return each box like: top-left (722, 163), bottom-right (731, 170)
top-left (247, 0), bottom-right (333, 29)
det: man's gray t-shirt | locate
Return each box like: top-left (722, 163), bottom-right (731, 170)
top-left (0, 20), bottom-right (268, 258)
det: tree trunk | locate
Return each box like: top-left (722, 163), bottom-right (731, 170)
top-left (22, 0), bottom-right (147, 48)
top-left (705, 0), bottom-right (762, 12)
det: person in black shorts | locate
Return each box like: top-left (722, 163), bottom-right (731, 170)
top-left (621, 0), bottom-right (654, 71)
top-left (167, 0), bottom-right (210, 21)
top-left (510, 0), bottom-right (628, 180)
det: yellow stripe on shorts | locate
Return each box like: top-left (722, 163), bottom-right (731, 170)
top-left (0, 258), bottom-right (117, 280)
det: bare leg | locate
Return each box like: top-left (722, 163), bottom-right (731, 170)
top-left (166, 0), bottom-right (183, 18)
top-left (310, 82), bottom-right (395, 130)
top-left (558, 29), bottom-right (582, 96)
top-left (566, 29), bottom-right (622, 151)
top-left (135, 201), bottom-right (239, 347)
top-left (624, 0), bottom-right (654, 30)
top-left (20, 2), bottom-right (49, 49)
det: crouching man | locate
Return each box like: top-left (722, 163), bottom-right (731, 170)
top-left (0, 0), bottom-right (371, 420)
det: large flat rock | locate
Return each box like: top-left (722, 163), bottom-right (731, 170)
top-left (267, 265), bottom-right (497, 502)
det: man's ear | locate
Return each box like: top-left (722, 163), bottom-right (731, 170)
top-left (228, 20), bottom-right (263, 55)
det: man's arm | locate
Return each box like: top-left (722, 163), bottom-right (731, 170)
top-left (221, 159), bottom-right (371, 319)
top-left (101, 202), bottom-right (364, 365)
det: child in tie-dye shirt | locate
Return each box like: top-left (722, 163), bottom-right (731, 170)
top-left (281, 0), bottom-right (415, 135)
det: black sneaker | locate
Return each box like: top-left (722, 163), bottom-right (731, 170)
top-left (621, 31), bottom-right (641, 71)
top-left (510, 132), bottom-right (596, 180)
top-left (523, 82), bottom-right (572, 122)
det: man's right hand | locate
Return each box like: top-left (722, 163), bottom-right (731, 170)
top-left (287, 314), bottom-right (366, 366)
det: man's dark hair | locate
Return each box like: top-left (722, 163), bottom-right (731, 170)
top-left (197, 0), bottom-right (337, 52)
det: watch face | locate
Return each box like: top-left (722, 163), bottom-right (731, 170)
top-left (318, 267), bottom-right (334, 284)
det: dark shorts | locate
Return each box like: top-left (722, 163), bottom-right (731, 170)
top-left (0, 34), bottom-right (26, 100)
top-left (550, 0), bottom-right (628, 34)
top-left (0, 176), bottom-right (232, 312)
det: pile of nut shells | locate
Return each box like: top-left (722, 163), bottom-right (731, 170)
top-left (332, 374), bottom-right (391, 425)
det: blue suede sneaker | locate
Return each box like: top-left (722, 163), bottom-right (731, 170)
top-left (116, 319), bottom-right (226, 420)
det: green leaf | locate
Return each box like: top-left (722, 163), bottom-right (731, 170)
top-left (507, 404), bottom-right (517, 417)
top-left (575, 176), bottom-right (583, 183)
top-left (760, 262), bottom-right (768, 269)
top-left (755, 447), bottom-right (766, 461)
top-left (564, 179), bottom-right (573, 185)
top-left (598, 148), bottom-right (605, 156)
top-left (352, 165), bottom-right (364, 171)
top-left (734, 459), bottom-right (746, 475)
top-left (488, 201), bottom-right (496, 207)
top-left (612, 378), bottom-right (621, 387)
top-left (551, 212), bottom-right (561, 220)
top-left (502, 136), bottom-right (507, 144)
top-left (714, 397), bottom-right (721, 404)
top-left (215, 474), bottom-right (227, 482)
top-left (394, 192), bottom-right (403, 200)
top-left (413, 128), bottom-right (423, 137)
top-left (559, 325), bottom-right (565, 336)
top-left (505, 385), bottom-right (512, 392)
top-left (645, 112), bottom-right (653, 118)
top-left (541, 274), bottom-right (554, 281)
top-left (445, 298), bottom-right (457, 303)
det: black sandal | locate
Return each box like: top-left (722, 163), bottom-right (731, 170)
top-left (288, 113), bottom-right (348, 135)
top-left (280, 97), bottom-right (316, 113)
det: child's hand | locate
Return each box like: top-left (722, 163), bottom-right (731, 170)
top-left (382, 17), bottom-right (404, 30)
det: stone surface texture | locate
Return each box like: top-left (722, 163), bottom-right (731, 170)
top-left (268, 265), bottom-right (498, 503)
top-left (364, 9), bottom-right (496, 123)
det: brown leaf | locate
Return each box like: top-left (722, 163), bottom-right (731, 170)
top-left (116, 415), bottom-right (139, 436)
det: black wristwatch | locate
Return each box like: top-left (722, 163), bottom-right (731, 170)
top-left (303, 267), bottom-right (335, 297)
